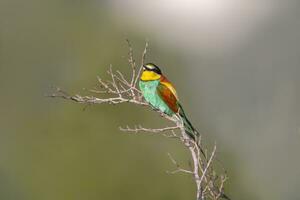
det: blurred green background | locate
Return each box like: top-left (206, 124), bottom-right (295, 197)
top-left (0, 0), bottom-right (300, 199)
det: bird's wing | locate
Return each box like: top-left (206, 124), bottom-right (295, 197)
top-left (157, 76), bottom-right (179, 113)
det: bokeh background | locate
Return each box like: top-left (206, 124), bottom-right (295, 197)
top-left (1, 0), bottom-right (300, 199)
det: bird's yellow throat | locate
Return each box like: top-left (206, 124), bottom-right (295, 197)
top-left (140, 71), bottom-right (161, 81)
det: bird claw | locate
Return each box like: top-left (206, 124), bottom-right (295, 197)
top-left (137, 95), bottom-right (144, 102)
top-left (182, 138), bottom-right (192, 147)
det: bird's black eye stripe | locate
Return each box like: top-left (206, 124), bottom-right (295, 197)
top-left (145, 67), bottom-right (161, 74)
top-left (143, 64), bottom-right (162, 75)
top-left (152, 67), bottom-right (162, 75)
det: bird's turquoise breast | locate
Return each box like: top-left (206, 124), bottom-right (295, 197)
top-left (139, 80), bottom-right (174, 116)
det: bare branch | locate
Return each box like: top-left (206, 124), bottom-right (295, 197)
top-left (120, 125), bottom-right (180, 134)
top-left (48, 40), bottom-right (229, 200)
top-left (167, 153), bottom-right (194, 175)
top-left (134, 41), bottom-right (148, 87)
top-left (126, 39), bottom-right (137, 87)
top-left (108, 65), bottom-right (121, 97)
top-left (199, 144), bottom-right (217, 185)
top-left (48, 87), bottom-right (147, 106)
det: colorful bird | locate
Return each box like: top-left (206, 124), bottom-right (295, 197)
top-left (139, 63), bottom-right (231, 200)
top-left (139, 63), bottom-right (199, 141)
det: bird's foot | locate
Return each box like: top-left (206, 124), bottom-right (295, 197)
top-left (182, 138), bottom-right (192, 147)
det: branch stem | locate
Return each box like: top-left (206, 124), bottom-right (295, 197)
top-left (48, 41), bottom-right (228, 200)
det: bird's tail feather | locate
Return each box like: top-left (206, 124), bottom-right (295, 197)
top-left (178, 104), bottom-right (230, 199)
top-left (178, 104), bottom-right (206, 158)
top-left (178, 104), bottom-right (199, 140)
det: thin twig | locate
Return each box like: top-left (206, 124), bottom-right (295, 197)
top-left (199, 144), bottom-right (217, 185)
top-left (167, 153), bottom-right (194, 174)
top-left (134, 41), bottom-right (148, 87)
top-left (120, 125), bottom-right (180, 134)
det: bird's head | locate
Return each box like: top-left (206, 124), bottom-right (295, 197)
top-left (140, 63), bottom-right (162, 81)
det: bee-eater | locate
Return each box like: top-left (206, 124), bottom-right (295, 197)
top-left (139, 63), bottom-right (199, 141)
top-left (139, 64), bottom-right (231, 199)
